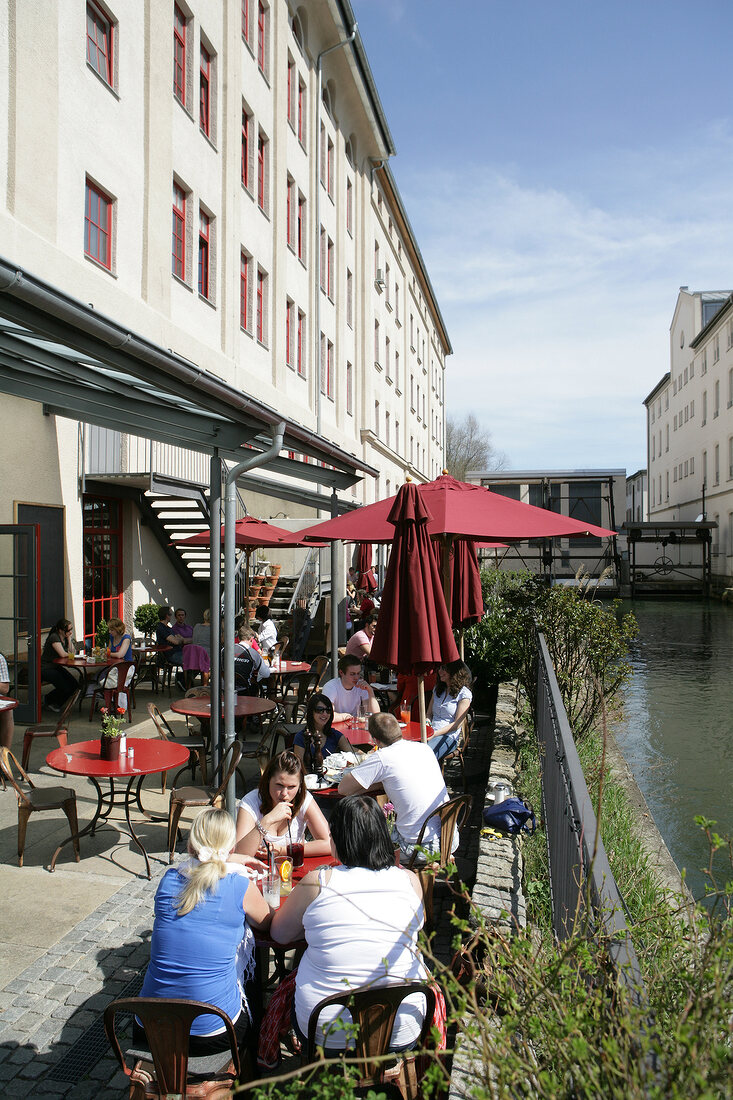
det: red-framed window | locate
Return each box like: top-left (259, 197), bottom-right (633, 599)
top-left (257, 2), bottom-right (267, 74)
top-left (287, 59), bottom-right (295, 126)
top-left (240, 251), bottom-right (250, 331)
top-left (297, 79), bottom-right (305, 143)
top-left (83, 496), bottom-right (123, 645)
top-left (86, 1), bottom-right (113, 86)
top-left (172, 181), bottom-right (186, 279)
top-left (241, 109), bottom-right (251, 189)
top-left (173, 4), bottom-right (186, 105)
top-left (286, 298), bottom-right (294, 367)
top-left (242, 0), bottom-right (250, 43)
top-left (199, 44), bottom-right (211, 136)
top-left (327, 341), bottom-right (333, 399)
top-left (256, 268), bottom-right (266, 343)
top-left (84, 179), bottom-right (112, 269)
top-left (297, 310), bottom-right (305, 377)
top-left (257, 133), bottom-right (266, 210)
top-left (198, 209), bottom-right (210, 298)
top-left (286, 177), bottom-right (295, 247)
top-left (297, 195), bottom-right (305, 261)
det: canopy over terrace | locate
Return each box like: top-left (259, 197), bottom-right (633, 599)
top-left (0, 255), bottom-right (376, 763)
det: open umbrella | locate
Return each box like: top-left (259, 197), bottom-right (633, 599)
top-left (370, 482), bottom-right (459, 742)
top-left (356, 542), bottom-right (377, 593)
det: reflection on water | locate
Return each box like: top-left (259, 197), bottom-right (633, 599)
top-left (613, 600), bottom-right (733, 902)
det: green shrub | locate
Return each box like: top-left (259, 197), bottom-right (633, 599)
top-left (134, 603), bottom-right (160, 636)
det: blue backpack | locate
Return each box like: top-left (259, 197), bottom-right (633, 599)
top-left (482, 797), bottom-right (536, 836)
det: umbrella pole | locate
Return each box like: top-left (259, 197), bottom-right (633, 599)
top-left (417, 674), bottom-right (427, 744)
top-left (459, 626), bottom-right (464, 661)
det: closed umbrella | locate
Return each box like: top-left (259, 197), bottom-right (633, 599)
top-left (370, 482), bottom-right (459, 742)
top-left (356, 542), bottom-right (377, 593)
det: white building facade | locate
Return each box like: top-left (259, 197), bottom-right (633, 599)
top-left (645, 288), bottom-right (733, 588)
top-left (0, 0), bottom-right (450, 637)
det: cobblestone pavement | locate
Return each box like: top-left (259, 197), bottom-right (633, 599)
top-left (0, 711), bottom-right (496, 1097)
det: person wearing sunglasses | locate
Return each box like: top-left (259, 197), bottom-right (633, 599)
top-left (292, 693), bottom-right (352, 774)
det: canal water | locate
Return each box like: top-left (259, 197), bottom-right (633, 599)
top-left (612, 599), bottom-right (733, 902)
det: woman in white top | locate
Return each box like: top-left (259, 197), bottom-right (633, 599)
top-left (270, 794), bottom-right (428, 1050)
top-left (234, 751), bottom-right (331, 858)
top-left (427, 660), bottom-right (473, 762)
top-left (254, 606), bottom-right (278, 656)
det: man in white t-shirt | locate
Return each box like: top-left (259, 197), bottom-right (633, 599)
top-left (338, 712), bottom-right (455, 860)
top-left (321, 655), bottom-right (380, 724)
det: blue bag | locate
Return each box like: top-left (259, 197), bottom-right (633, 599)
top-left (482, 797), bottom-right (536, 835)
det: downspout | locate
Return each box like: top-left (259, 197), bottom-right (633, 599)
top-left (315, 23), bottom-right (356, 436)
top-left (223, 422), bottom-right (285, 816)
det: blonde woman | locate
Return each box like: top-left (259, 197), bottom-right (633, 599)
top-left (137, 809), bottom-right (271, 1055)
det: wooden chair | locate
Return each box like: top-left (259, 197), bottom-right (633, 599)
top-left (238, 703), bottom-right (287, 775)
top-left (273, 633), bottom-right (290, 661)
top-left (0, 747), bottom-right (80, 870)
top-left (147, 703), bottom-right (209, 792)
top-left (407, 794), bottom-right (473, 928)
top-left (167, 741), bottom-right (242, 863)
top-left (278, 669), bottom-right (319, 721)
top-left (305, 981), bottom-right (437, 1100)
top-left (104, 996), bottom-right (245, 1099)
top-left (87, 662), bottom-right (136, 722)
top-left (309, 655), bottom-right (331, 687)
top-left (439, 709), bottom-right (475, 792)
top-left (21, 688), bottom-right (81, 770)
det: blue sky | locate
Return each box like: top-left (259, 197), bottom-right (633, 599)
top-left (353, 0), bottom-right (733, 474)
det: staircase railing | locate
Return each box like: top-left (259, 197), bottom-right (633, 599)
top-left (288, 546), bottom-right (321, 618)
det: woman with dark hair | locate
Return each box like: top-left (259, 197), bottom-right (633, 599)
top-left (234, 751), bottom-right (331, 858)
top-left (426, 659), bottom-right (473, 761)
top-left (269, 794), bottom-right (428, 1050)
top-left (40, 618), bottom-right (77, 712)
top-left (254, 605), bottom-right (277, 657)
top-left (292, 693), bottom-right (352, 774)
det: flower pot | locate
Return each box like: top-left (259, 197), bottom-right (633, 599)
top-left (268, 564), bottom-right (282, 581)
top-left (248, 585), bottom-right (261, 600)
top-left (100, 735), bottom-right (121, 763)
top-left (253, 574), bottom-right (266, 586)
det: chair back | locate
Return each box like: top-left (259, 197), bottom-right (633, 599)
top-left (107, 661), bottom-right (135, 711)
top-left (254, 703), bottom-right (287, 759)
top-left (310, 655), bottom-right (330, 686)
top-left (408, 794), bottom-right (473, 871)
top-left (56, 689), bottom-right (82, 729)
top-left (104, 996), bottom-right (240, 1094)
top-left (147, 702), bottom-right (175, 740)
top-left (306, 981), bottom-right (436, 1078)
top-left (209, 741), bottom-right (243, 802)
top-left (0, 748), bottom-right (35, 806)
top-left (274, 633), bottom-right (290, 660)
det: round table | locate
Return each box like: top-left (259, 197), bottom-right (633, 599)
top-left (267, 661), bottom-right (310, 676)
top-left (334, 718), bottom-right (429, 746)
top-left (0, 697), bottom-right (19, 713)
top-left (170, 696), bottom-right (275, 719)
top-left (46, 737), bottom-right (190, 878)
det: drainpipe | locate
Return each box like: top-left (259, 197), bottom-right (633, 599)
top-left (315, 23), bottom-right (356, 436)
top-left (223, 422), bottom-right (285, 816)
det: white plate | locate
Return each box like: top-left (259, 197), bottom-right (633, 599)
top-left (325, 751), bottom-right (358, 770)
top-left (305, 773), bottom-right (334, 790)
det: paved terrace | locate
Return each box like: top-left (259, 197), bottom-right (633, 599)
top-left (0, 686), bottom-right (495, 1096)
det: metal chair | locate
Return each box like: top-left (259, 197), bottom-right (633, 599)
top-left (238, 702), bottom-right (288, 775)
top-left (0, 747), bottom-right (80, 870)
top-left (306, 981), bottom-right (437, 1100)
top-left (87, 661), bottom-right (136, 722)
top-left (278, 669), bottom-right (319, 721)
top-left (407, 793), bottom-right (473, 928)
top-left (21, 688), bottom-right (81, 770)
top-left (439, 709), bottom-right (475, 792)
top-left (309, 655), bottom-right (331, 687)
top-left (147, 703), bottom-right (209, 791)
top-left (166, 741), bottom-right (242, 862)
top-left (104, 996), bottom-right (245, 1098)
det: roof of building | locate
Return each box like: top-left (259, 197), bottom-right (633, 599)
top-left (468, 469), bottom-right (626, 480)
top-left (643, 372), bottom-right (671, 405)
top-left (690, 292), bottom-right (733, 349)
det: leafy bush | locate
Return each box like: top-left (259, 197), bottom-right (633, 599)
top-left (134, 603), bottom-right (160, 636)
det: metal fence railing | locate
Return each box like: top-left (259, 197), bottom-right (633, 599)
top-left (535, 631), bottom-right (647, 995)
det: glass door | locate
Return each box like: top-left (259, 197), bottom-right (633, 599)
top-left (0, 524), bottom-right (41, 724)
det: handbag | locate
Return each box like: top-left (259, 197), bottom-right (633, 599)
top-left (482, 797), bottom-right (536, 835)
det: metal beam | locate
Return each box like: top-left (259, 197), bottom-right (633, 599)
top-left (233, 471), bottom-right (361, 513)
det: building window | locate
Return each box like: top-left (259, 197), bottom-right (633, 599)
top-left (385, 336), bottom-right (391, 380)
top-left (84, 179), bottom-right (113, 270)
top-left (713, 334), bottom-right (720, 363)
top-left (346, 361), bottom-right (353, 415)
top-left (374, 319), bottom-right (380, 366)
top-left (298, 78), bottom-right (306, 144)
top-left (702, 350), bottom-right (707, 374)
top-left (86, 1), bottom-right (113, 86)
top-left (319, 227), bottom-right (326, 291)
top-left (714, 380), bottom-right (720, 418)
top-left (287, 57), bottom-right (295, 127)
top-left (702, 390), bottom-right (707, 425)
top-left (257, 1), bottom-right (268, 77)
top-left (297, 194), bottom-right (306, 262)
top-left (714, 443), bottom-right (720, 485)
top-left (319, 124), bottom-right (326, 187)
top-left (703, 450), bottom-right (707, 486)
top-left (83, 496), bottom-right (123, 644)
top-left (729, 437), bottom-right (733, 479)
top-left (395, 282), bottom-right (400, 323)
top-left (385, 263), bottom-right (390, 307)
top-left (173, 4), bottom-right (186, 106)
top-left (199, 43), bottom-right (211, 137)
top-left (242, 0), bottom-right (250, 43)
top-left (286, 298), bottom-right (294, 367)
top-left (327, 137), bottom-right (334, 198)
top-left (241, 107), bottom-right (252, 191)
top-left (346, 270), bottom-right (353, 328)
top-left (327, 237), bottom-right (334, 299)
top-left (172, 181), bottom-right (186, 280)
top-left (346, 179), bottom-right (353, 235)
top-left (240, 250), bottom-right (252, 332)
top-left (395, 350), bottom-right (400, 390)
top-left (286, 176), bottom-right (295, 248)
top-left (256, 267), bottom-right (267, 344)
top-left (385, 411), bottom-right (390, 450)
top-left (374, 400), bottom-right (379, 435)
top-left (198, 209), bottom-right (211, 299)
top-left (297, 310), bottom-right (306, 377)
top-left (257, 130), bottom-right (268, 212)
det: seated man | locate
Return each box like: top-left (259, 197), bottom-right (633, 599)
top-left (232, 626), bottom-right (271, 696)
top-left (0, 650), bottom-right (14, 750)
top-left (338, 712), bottom-right (456, 862)
top-left (321, 655), bottom-right (379, 724)
top-left (173, 607), bottom-right (194, 646)
top-left (154, 606), bottom-right (185, 687)
top-left (345, 613), bottom-right (377, 660)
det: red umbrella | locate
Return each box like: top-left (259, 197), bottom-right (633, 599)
top-left (438, 538), bottom-right (484, 628)
top-left (370, 482), bottom-right (459, 742)
top-left (356, 542), bottom-right (377, 593)
top-left (178, 515), bottom-right (324, 549)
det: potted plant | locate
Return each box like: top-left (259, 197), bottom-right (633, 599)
top-left (94, 619), bottom-right (110, 661)
top-left (134, 603), bottom-right (160, 638)
top-left (99, 705), bottom-right (126, 762)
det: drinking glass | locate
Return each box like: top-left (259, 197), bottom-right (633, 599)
top-left (400, 700), bottom-right (411, 725)
top-left (288, 840), bottom-right (304, 868)
top-left (263, 870), bottom-right (281, 908)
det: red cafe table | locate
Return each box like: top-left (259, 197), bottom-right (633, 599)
top-left (0, 697), bottom-right (19, 713)
top-left (170, 696), bottom-right (275, 720)
top-left (46, 738), bottom-right (190, 878)
top-left (334, 718), bottom-right (430, 746)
